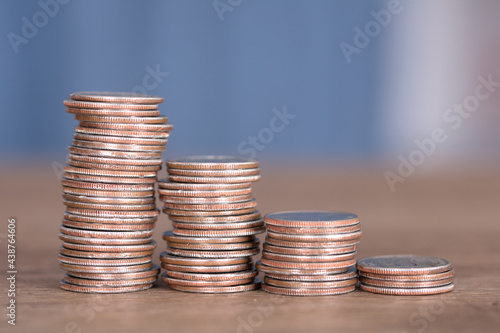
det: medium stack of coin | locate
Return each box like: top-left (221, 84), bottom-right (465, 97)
top-left (158, 156), bottom-right (263, 293)
top-left (357, 255), bottom-right (455, 295)
top-left (257, 211), bottom-right (362, 296)
top-left (58, 92), bottom-right (172, 293)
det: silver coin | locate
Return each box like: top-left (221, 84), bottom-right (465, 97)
top-left (356, 255), bottom-right (452, 275)
top-left (166, 156), bottom-right (259, 170)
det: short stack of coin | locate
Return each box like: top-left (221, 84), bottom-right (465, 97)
top-left (257, 211), bottom-right (362, 296)
top-left (357, 255), bottom-right (455, 295)
top-left (158, 156), bottom-right (264, 293)
top-left (58, 92), bottom-right (172, 293)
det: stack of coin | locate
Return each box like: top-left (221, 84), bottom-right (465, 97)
top-left (357, 255), bottom-right (455, 295)
top-left (257, 211), bottom-right (362, 296)
top-left (158, 156), bottom-right (263, 293)
top-left (58, 92), bottom-right (172, 293)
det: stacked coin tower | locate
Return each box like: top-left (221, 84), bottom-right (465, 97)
top-left (58, 92), bottom-right (172, 293)
top-left (158, 156), bottom-right (264, 293)
top-left (357, 255), bottom-right (455, 295)
top-left (257, 211), bottom-right (362, 296)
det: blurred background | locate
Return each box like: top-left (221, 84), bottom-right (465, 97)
top-left (1, 0), bottom-right (499, 168)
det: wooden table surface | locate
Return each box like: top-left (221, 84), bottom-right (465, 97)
top-left (1, 163), bottom-right (499, 333)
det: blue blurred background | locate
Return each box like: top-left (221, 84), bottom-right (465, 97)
top-left (1, 0), bottom-right (499, 166)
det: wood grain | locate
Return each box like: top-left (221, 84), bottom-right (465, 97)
top-left (1, 163), bottom-right (499, 333)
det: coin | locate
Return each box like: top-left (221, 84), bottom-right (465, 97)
top-left (172, 220), bottom-right (264, 230)
top-left (74, 114), bottom-right (168, 124)
top-left (63, 173), bottom-right (157, 185)
top-left (66, 107), bottom-right (160, 117)
top-left (172, 226), bottom-right (265, 237)
top-left (261, 258), bottom-right (356, 270)
top-left (68, 146), bottom-right (162, 159)
top-left (63, 212), bottom-right (157, 225)
top-left (62, 193), bottom-right (155, 205)
top-left (162, 263), bottom-right (253, 273)
top-left (64, 274), bottom-right (157, 287)
top-left (166, 156), bottom-right (259, 170)
top-left (163, 275), bottom-right (255, 287)
top-left (62, 220), bottom-right (155, 231)
top-left (356, 255), bottom-right (452, 275)
top-left (63, 200), bottom-right (156, 211)
top-left (166, 240), bottom-right (260, 251)
top-left (167, 174), bottom-right (260, 184)
top-left (73, 133), bottom-right (168, 146)
top-left (167, 168), bottom-right (260, 177)
top-left (62, 187), bottom-right (154, 198)
top-left (162, 230), bottom-right (255, 244)
top-left (160, 194), bottom-right (253, 204)
top-left (58, 254), bottom-right (152, 266)
top-left (165, 270), bottom-right (257, 281)
top-left (70, 92), bottom-right (164, 104)
top-left (266, 230), bottom-right (362, 242)
top-left (359, 283), bottom-right (455, 295)
top-left (264, 276), bottom-right (358, 289)
top-left (159, 253), bottom-right (251, 266)
top-left (68, 153), bottom-right (162, 166)
top-left (59, 226), bottom-right (154, 239)
top-left (79, 121), bottom-right (172, 132)
top-left (64, 99), bottom-right (158, 110)
top-left (265, 237), bottom-right (359, 249)
top-left (264, 211), bottom-right (359, 228)
top-left (66, 265), bottom-right (160, 280)
top-left (62, 179), bottom-right (154, 191)
top-left (265, 223), bottom-right (361, 235)
top-left (60, 247), bottom-right (154, 259)
top-left (168, 211), bottom-right (261, 223)
top-left (60, 280), bottom-right (154, 293)
top-left (64, 165), bottom-right (157, 178)
top-left (75, 127), bottom-right (169, 139)
top-left (263, 242), bottom-right (356, 256)
top-left (359, 276), bottom-right (454, 288)
top-left (256, 260), bottom-right (350, 276)
top-left (61, 241), bottom-right (157, 252)
top-left (72, 139), bottom-right (166, 152)
top-left (158, 180), bottom-right (251, 190)
top-left (163, 207), bottom-right (256, 217)
top-left (59, 233), bottom-right (153, 245)
top-left (265, 266), bottom-right (358, 282)
top-left (165, 247), bottom-right (259, 258)
top-left (158, 187), bottom-right (252, 198)
top-left (261, 282), bottom-right (355, 296)
top-left (359, 268), bottom-right (455, 282)
top-left (65, 207), bottom-right (159, 218)
top-left (163, 199), bottom-right (257, 211)
top-left (60, 262), bottom-right (153, 273)
top-left (68, 159), bottom-right (161, 172)
top-left (168, 280), bottom-right (260, 293)
top-left (262, 251), bottom-right (357, 263)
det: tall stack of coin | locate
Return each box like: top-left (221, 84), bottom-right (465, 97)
top-left (158, 156), bottom-right (264, 293)
top-left (257, 211), bottom-right (362, 296)
top-left (58, 92), bottom-right (172, 293)
top-left (357, 255), bottom-right (455, 295)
